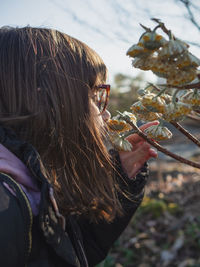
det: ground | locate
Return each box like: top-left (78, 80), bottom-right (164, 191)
top-left (100, 158), bottom-right (200, 267)
top-left (98, 121), bottom-right (200, 267)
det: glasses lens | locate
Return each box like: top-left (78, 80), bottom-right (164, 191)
top-left (97, 88), bottom-right (107, 112)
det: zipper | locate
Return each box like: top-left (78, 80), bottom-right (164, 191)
top-left (0, 173), bottom-right (33, 266)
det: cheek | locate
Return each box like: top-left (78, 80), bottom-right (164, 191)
top-left (90, 100), bottom-right (104, 128)
top-left (101, 110), bottom-right (111, 122)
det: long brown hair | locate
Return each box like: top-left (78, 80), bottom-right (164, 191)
top-left (0, 26), bottom-right (123, 222)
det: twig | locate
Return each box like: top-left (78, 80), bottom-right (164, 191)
top-left (139, 23), bottom-right (151, 32)
top-left (179, 0), bottom-right (200, 32)
top-left (170, 121), bottom-right (200, 148)
top-left (186, 40), bottom-right (200, 48)
top-left (158, 82), bottom-right (200, 90)
top-left (187, 113), bottom-right (200, 121)
top-left (151, 18), bottom-right (173, 39)
top-left (148, 83), bottom-right (161, 92)
top-left (123, 118), bottom-right (200, 169)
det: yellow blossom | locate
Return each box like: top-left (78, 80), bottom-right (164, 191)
top-left (126, 43), bottom-right (150, 58)
top-left (176, 52), bottom-right (200, 69)
top-left (109, 134), bottom-right (133, 152)
top-left (130, 101), bottom-right (147, 114)
top-left (158, 39), bottom-right (188, 58)
top-left (163, 102), bottom-right (192, 122)
top-left (139, 31), bottom-right (167, 50)
top-left (140, 93), bottom-right (166, 113)
top-left (107, 119), bottom-right (132, 133)
top-left (167, 68), bottom-right (197, 86)
top-left (181, 90), bottom-right (200, 107)
top-left (137, 112), bottom-right (161, 122)
top-left (144, 125), bottom-right (172, 141)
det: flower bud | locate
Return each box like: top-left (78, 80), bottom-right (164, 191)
top-left (163, 102), bottom-right (192, 122)
top-left (159, 39), bottom-right (188, 58)
top-left (181, 90), bottom-right (200, 108)
top-left (139, 31), bottom-right (167, 50)
top-left (130, 101), bottom-right (147, 114)
top-left (144, 125), bottom-right (172, 141)
top-left (109, 134), bottom-right (133, 151)
top-left (140, 93), bottom-right (166, 113)
top-left (107, 119), bottom-right (132, 133)
top-left (126, 43), bottom-right (150, 58)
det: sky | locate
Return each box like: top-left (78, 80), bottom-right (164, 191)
top-left (1, 0), bottom-right (200, 84)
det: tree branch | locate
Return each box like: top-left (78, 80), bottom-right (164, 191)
top-left (158, 82), bottom-right (200, 90)
top-left (151, 18), bottom-right (173, 38)
top-left (187, 113), bottom-right (200, 121)
top-left (123, 118), bottom-right (200, 169)
top-left (170, 121), bottom-right (200, 148)
top-left (178, 0), bottom-right (200, 32)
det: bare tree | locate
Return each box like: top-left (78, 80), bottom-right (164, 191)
top-left (177, 0), bottom-right (200, 31)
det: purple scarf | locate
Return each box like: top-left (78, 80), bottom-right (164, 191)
top-left (0, 144), bottom-right (41, 215)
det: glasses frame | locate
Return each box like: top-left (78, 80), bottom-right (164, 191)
top-left (95, 84), bottom-right (110, 114)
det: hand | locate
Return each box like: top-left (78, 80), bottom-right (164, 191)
top-left (119, 121), bottom-right (159, 179)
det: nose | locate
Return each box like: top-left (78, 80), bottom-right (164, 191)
top-left (101, 109), bottom-right (111, 122)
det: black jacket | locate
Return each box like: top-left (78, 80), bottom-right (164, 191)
top-left (0, 126), bottom-right (148, 267)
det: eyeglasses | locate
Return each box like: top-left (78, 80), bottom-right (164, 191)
top-left (93, 84), bottom-right (110, 114)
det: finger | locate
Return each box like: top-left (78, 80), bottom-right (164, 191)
top-left (131, 142), bottom-right (152, 161)
top-left (129, 163), bottom-right (142, 179)
top-left (139, 120), bottom-right (159, 131)
top-left (119, 143), bottom-right (157, 179)
top-left (149, 148), bottom-right (158, 158)
top-left (130, 143), bottom-right (156, 164)
top-left (137, 143), bottom-right (157, 158)
top-left (124, 148), bottom-right (151, 178)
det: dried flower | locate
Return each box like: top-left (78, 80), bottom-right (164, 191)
top-left (163, 102), bottom-right (192, 122)
top-left (136, 112), bottom-right (161, 122)
top-left (160, 94), bottom-right (172, 104)
top-left (130, 101), bottom-right (147, 114)
top-left (109, 134), bottom-right (133, 152)
top-left (107, 112), bottom-right (136, 133)
top-left (150, 58), bottom-right (174, 74)
top-left (140, 93), bottom-right (166, 113)
top-left (117, 111), bottom-right (137, 123)
top-left (132, 57), bottom-right (152, 70)
top-left (176, 52), bottom-right (200, 69)
top-left (126, 43), bottom-right (150, 58)
top-left (107, 119), bottom-right (132, 133)
top-left (139, 31), bottom-right (167, 50)
top-left (144, 125), bottom-right (172, 141)
top-left (167, 68), bottom-right (197, 86)
top-left (158, 39), bottom-right (188, 58)
top-left (181, 90), bottom-right (200, 108)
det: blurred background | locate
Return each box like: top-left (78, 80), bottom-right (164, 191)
top-left (1, 0), bottom-right (200, 83)
top-left (1, 0), bottom-right (200, 266)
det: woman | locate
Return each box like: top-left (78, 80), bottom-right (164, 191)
top-left (0, 26), bottom-right (157, 267)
